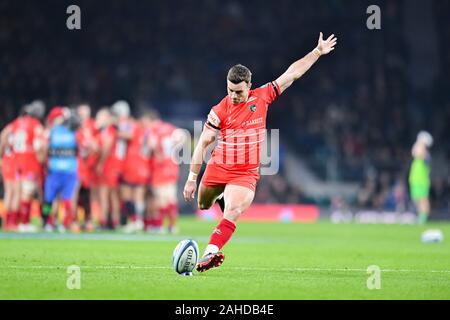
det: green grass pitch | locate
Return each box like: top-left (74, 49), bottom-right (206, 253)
top-left (1, 217), bottom-right (449, 300)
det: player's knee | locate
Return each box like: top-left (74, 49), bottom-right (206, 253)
top-left (198, 197), bottom-right (213, 210)
top-left (198, 202), bottom-right (211, 210)
top-left (224, 203), bottom-right (245, 218)
top-left (21, 180), bottom-right (37, 199)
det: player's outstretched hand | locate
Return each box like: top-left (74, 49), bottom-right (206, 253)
top-left (316, 32), bottom-right (337, 55)
top-left (183, 180), bottom-right (197, 202)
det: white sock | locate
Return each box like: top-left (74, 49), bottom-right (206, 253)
top-left (204, 244), bottom-right (219, 256)
top-left (135, 202), bottom-right (145, 220)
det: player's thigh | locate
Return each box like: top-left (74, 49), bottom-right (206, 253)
top-left (198, 183), bottom-right (225, 209)
top-left (12, 180), bottom-right (21, 194)
top-left (44, 173), bottom-right (58, 203)
top-left (120, 184), bottom-right (133, 201)
top-left (11, 181), bottom-right (21, 208)
top-left (60, 173), bottom-right (79, 201)
top-left (109, 186), bottom-right (120, 208)
top-left (90, 185), bottom-right (99, 203)
top-left (153, 185), bottom-right (170, 208)
top-left (97, 184), bottom-right (110, 207)
top-left (3, 180), bottom-right (12, 197)
top-left (98, 184), bottom-right (108, 197)
top-left (223, 184), bottom-right (255, 222)
top-left (162, 183), bottom-right (177, 203)
top-left (20, 177), bottom-right (38, 199)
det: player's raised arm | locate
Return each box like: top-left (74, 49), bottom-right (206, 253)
top-left (183, 126), bottom-right (217, 202)
top-left (275, 32), bottom-right (337, 94)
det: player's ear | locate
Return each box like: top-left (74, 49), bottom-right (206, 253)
top-left (248, 82), bottom-right (252, 89)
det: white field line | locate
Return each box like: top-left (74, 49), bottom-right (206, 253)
top-left (1, 265), bottom-right (450, 273)
top-left (0, 233), bottom-right (276, 244)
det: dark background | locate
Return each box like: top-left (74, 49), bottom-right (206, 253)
top-left (1, 0), bottom-right (449, 216)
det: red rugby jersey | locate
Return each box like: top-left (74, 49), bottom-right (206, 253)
top-left (205, 81), bottom-right (281, 171)
top-left (9, 115), bottom-right (44, 166)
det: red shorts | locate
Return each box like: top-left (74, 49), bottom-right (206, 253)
top-left (122, 159), bottom-right (151, 186)
top-left (99, 159), bottom-right (123, 188)
top-left (78, 155), bottom-right (99, 188)
top-left (201, 164), bottom-right (259, 192)
top-left (15, 156), bottom-right (43, 183)
top-left (99, 167), bottom-right (121, 187)
top-left (2, 155), bottom-right (17, 182)
top-left (79, 168), bottom-right (99, 189)
top-left (150, 161), bottom-right (179, 187)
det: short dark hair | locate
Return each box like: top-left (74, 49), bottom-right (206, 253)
top-left (227, 64), bottom-right (252, 84)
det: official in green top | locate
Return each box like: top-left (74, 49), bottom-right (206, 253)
top-left (408, 131), bottom-right (433, 225)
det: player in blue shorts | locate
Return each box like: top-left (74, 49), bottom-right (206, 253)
top-left (42, 107), bottom-right (81, 233)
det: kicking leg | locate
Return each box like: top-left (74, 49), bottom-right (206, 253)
top-left (197, 184), bottom-right (254, 273)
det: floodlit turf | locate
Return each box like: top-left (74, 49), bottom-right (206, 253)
top-left (0, 216), bottom-right (450, 300)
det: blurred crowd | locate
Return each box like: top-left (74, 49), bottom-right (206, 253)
top-left (0, 101), bottom-right (185, 233)
top-left (0, 0), bottom-right (449, 214)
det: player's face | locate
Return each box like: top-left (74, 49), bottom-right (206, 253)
top-left (227, 80), bottom-right (251, 105)
top-left (78, 105), bottom-right (91, 121)
top-left (140, 116), bottom-right (152, 127)
top-left (95, 110), bottom-right (111, 129)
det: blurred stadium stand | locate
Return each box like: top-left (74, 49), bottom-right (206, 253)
top-left (0, 0), bottom-right (449, 218)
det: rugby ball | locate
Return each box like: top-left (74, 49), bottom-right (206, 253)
top-left (172, 239), bottom-right (199, 275)
top-left (421, 229), bottom-right (444, 243)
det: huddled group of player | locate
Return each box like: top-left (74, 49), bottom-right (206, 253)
top-left (0, 100), bottom-right (186, 234)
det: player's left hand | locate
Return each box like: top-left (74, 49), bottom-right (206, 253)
top-left (316, 32), bottom-right (337, 55)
